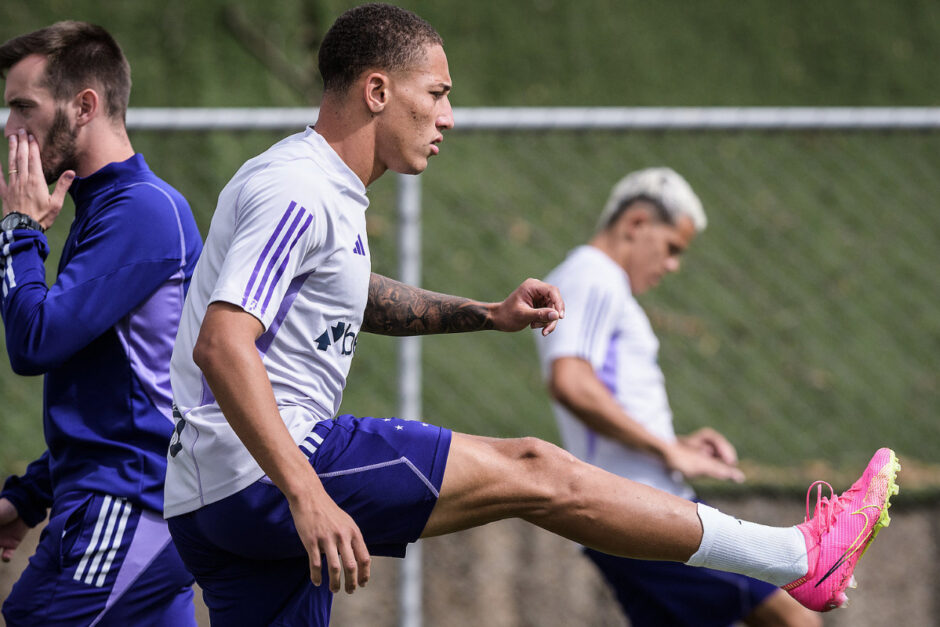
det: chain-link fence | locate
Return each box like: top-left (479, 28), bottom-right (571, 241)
top-left (422, 130), bottom-right (939, 469)
top-left (1, 108), bottom-right (937, 478)
top-left (354, 113), bottom-right (940, 474)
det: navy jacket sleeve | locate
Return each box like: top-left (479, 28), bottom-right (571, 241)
top-left (0, 192), bottom-right (186, 375)
top-left (1, 451), bottom-right (53, 527)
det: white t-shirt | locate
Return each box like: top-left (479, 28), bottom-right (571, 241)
top-left (535, 245), bottom-right (693, 498)
top-left (164, 128), bottom-right (371, 516)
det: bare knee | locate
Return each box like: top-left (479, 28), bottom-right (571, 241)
top-left (506, 436), bottom-right (580, 472)
top-left (500, 436), bottom-right (590, 515)
top-left (507, 436), bottom-right (575, 464)
top-left (423, 433), bottom-right (594, 537)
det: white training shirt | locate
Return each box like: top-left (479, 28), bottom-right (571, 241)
top-left (164, 128), bottom-right (371, 516)
top-left (535, 245), bottom-right (693, 498)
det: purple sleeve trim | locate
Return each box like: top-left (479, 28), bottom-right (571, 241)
top-left (259, 212), bottom-right (313, 316)
top-left (242, 201), bottom-right (296, 309)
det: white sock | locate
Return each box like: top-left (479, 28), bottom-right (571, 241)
top-left (685, 503), bottom-right (808, 587)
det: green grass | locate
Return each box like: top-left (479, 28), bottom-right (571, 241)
top-left (1, 1), bottom-right (938, 476)
top-left (6, 0), bottom-right (940, 108)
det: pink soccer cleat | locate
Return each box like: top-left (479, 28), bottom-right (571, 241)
top-left (783, 448), bottom-right (900, 612)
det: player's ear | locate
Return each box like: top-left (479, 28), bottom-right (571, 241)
top-left (618, 207), bottom-right (651, 241)
top-left (73, 88), bottom-right (100, 127)
top-left (364, 72), bottom-right (390, 114)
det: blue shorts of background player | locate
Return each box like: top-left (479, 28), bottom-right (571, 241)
top-left (2, 493), bottom-right (195, 627)
top-left (584, 517), bottom-right (777, 627)
top-left (168, 414), bottom-right (452, 627)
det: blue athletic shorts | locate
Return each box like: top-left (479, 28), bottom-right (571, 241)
top-left (584, 543), bottom-right (778, 627)
top-left (168, 414), bottom-right (452, 627)
top-left (2, 491), bottom-right (196, 627)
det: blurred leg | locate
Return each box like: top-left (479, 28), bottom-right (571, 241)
top-left (744, 589), bottom-right (822, 627)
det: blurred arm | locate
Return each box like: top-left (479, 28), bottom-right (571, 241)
top-left (0, 450), bottom-right (53, 527)
top-left (0, 497), bottom-right (29, 562)
top-left (550, 357), bottom-right (673, 455)
top-left (0, 451), bottom-right (53, 561)
top-left (549, 357), bottom-right (743, 482)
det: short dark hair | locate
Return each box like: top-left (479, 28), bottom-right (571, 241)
top-left (0, 21), bottom-right (131, 122)
top-left (602, 196), bottom-right (674, 231)
top-left (318, 3), bottom-right (443, 95)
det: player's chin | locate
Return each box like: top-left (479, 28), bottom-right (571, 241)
top-left (393, 157), bottom-right (430, 176)
top-left (413, 160), bottom-right (432, 174)
top-left (644, 275), bottom-right (665, 291)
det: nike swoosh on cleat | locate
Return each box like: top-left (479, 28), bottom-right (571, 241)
top-left (813, 506), bottom-right (880, 588)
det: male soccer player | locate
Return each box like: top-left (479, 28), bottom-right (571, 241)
top-left (0, 22), bottom-right (201, 626)
top-left (163, 4), bottom-right (898, 626)
top-left (535, 167), bottom-right (820, 626)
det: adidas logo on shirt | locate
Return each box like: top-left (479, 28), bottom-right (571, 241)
top-left (353, 234), bottom-right (366, 256)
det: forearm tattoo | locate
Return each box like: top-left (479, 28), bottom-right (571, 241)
top-left (362, 273), bottom-right (493, 336)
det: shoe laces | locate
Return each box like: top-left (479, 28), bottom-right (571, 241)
top-left (804, 480), bottom-right (845, 533)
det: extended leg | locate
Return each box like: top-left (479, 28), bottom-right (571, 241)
top-left (422, 433), bottom-right (701, 561)
top-left (422, 434), bottom-right (899, 613)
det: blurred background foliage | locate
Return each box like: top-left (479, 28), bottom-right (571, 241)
top-left (1, 0), bottom-right (937, 480)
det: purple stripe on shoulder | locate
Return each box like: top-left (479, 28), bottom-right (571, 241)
top-left (259, 212), bottom-right (313, 316)
top-left (256, 271), bottom-right (312, 356)
top-left (243, 201), bottom-right (296, 308)
top-left (251, 205), bottom-right (307, 308)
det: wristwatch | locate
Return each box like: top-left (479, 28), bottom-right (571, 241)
top-left (0, 212), bottom-right (43, 233)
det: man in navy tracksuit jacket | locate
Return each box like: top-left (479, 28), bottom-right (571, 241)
top-left (0, 22), bottom-right (202, 625)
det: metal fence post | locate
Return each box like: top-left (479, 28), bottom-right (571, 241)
top-left (397, 172), bottom-right (423, 627)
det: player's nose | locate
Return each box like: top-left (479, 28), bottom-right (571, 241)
top-left (437, 97), bottom-right (454, 131)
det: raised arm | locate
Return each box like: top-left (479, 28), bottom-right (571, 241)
top-left (1, 135), bottom-right (189, 375)
top-left (363, 273), bottom-right (564, 336)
